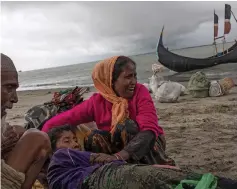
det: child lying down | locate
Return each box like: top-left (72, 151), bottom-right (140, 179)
top-left (47, 125), bottom-right (237, 189)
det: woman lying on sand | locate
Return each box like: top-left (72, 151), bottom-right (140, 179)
top-left (42, 56), bottom-right (174, 165)
top-left (47, 125), bottom-right (237, 189)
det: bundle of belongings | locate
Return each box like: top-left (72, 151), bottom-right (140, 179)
top-left (209, 77), bottom-right (236, 97)
top-left (152, 63), bottom-right (164, 73)
top-left (149, 73), bottom-right (186, 103)
top-left (143, 63), bottom-right (165, 93)
top-left (187, 71), bottom-right (210, 98)
top-left (24, 86), bottom-right (89, 130)
top-left (188, 71), bottom-right (236, 98)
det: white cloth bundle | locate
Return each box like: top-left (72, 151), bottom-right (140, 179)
top-left (209, 80), bottom-right (223, 97)
top-left (148, 74), bottom-right (165, 94)
top-left (155, 81), bottom-right (182, 103)
top-left (152, 63), bottom-right (164, 74)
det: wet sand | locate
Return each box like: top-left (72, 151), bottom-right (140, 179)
top-left (6, 86), bottom-right (237, 179)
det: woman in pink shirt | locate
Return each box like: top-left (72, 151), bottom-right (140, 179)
top-left (42, 56), bottom-right (174, 165)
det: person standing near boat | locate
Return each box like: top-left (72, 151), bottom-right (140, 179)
top-left (42, 55), bottom-right (174, 165)
top-left (1, 53), bottom-right (51, 189)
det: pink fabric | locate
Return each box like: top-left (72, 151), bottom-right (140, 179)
top-left (42, 83), bottom-right (164, 137)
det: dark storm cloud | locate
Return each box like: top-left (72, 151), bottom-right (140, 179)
top-left (1, 1), bottom-right (237, 70)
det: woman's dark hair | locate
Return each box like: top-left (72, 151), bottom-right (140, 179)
top-left (112, 56), bottom-right (136, 84)
top-left (47, 125), bottom-right (75, 151)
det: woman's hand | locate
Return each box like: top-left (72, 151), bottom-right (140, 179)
top-left (117, 150), bottom-right (130, 161)
top-left (90, 153), bottom-right (118, 164)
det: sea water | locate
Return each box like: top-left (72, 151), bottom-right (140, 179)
top-left (18, 42), bottom-right (237, 91)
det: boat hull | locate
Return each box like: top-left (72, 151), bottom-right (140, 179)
top-left (157, 28), bottom-right (237, 73)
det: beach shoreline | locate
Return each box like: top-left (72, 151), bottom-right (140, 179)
top-left (7, 85), bottom-right (237, 179)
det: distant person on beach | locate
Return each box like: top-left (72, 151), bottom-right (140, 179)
top-left (47, 124), bottom-right (237, 189)
top-left (42, 55), bottom-right (174, 165)
top-left (1, 53), bottom-right (51, 189)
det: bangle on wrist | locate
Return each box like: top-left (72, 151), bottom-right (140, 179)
top-left (115, 153), bottom-right (124, 161)
top-left (113, 154), bottom-right (120, 160)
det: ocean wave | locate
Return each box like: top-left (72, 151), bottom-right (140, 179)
top-left (205, 72), bottom-right (233, 76)
top-left (18, 83), bottom-right (94, 91)
top-left (18, 70), bottom-right (235, 91)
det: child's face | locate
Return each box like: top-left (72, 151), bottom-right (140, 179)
top-left (56, 131), bottom-right (80, 150)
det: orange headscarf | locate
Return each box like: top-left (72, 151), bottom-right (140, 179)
top-left (92, 56), bottom-right (129, 134)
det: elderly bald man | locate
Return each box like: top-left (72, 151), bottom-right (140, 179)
top-left (1, 53), bottom-right (51, 189)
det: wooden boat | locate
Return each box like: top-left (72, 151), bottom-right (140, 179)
top-left (156, 27), bottom-right (237, 72)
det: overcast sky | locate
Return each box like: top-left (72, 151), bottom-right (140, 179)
top-left (1, 1), bottom-right (237, 71)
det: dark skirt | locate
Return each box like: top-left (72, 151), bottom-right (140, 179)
top-left (82, 163), bottom-right (223, 189)
top-left (84, 119), bottom-right (175, 165)
top-left (83, 163), bottom-right (237, 189)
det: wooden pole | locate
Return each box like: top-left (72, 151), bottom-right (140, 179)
top-left (214, 39), bottom-right (218, 55)
top-left (222, 35), bottom-right (226, 54)
top-left (215, 35), bottom-right (224, 40)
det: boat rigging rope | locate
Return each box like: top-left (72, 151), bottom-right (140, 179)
top-left (231, 10), bottom-right (237, 23)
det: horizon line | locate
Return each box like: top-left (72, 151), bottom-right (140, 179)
top-left (18, 40), bottom-right (235, 72)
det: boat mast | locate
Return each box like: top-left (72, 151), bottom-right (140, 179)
top-left (213, 10), bottom-right (218, 55)
top-left (213, 9), bottom-right (225, 55)
top-left (223, 4), bottom-right (232, 54)
top-left (223, 5), bottom-right (226, 54)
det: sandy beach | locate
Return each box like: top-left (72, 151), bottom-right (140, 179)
top-left (6, 85), bottom-right (237, 179)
